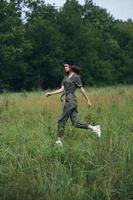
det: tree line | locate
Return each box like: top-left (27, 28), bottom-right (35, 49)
top-left (0, 0), bottom-right (133, 92)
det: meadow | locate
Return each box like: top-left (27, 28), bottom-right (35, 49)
top-left (0, 85), bottom-right (133, 200)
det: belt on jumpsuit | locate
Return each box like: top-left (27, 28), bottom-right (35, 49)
top-left (60, 92), bottom-right (75, 102)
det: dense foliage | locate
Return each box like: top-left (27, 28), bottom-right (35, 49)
top-left (0, 0), bottom-right (133, 91)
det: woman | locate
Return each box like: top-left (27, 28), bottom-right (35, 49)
top-left (45, 60), bottom-right (101, 146)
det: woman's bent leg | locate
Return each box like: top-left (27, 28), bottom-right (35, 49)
top-left (70, 107), bottom-right (88, 129)
top-left (70, 107), bottom-right (101, 137)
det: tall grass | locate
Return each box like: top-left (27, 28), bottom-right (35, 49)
top-left (0, 86), bottom-right (133, 200)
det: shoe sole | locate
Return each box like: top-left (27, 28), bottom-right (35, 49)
top-left (93, 125), bottom-right (101, 138)
top-left (55, 142), bottom-right (63, 146)
top-left (96, 125), bottom-right (101, 137)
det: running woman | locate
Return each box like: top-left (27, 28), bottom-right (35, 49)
top-left (45, 60), bottom-right (101, 146)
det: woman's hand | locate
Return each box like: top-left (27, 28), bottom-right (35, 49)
top-left (87, 100), bottom-right (92, 107)
top-left (45, 92), bottom-right (51, 97)
top-left (45, 86), bottom-right (64, 97)
top-left (79, 87), bottom-right (92, 107)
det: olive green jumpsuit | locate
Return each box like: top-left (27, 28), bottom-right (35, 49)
top-left (57, 72), bottom-right (89, 137)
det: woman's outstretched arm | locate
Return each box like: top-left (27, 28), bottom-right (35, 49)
top-left (79, 86), bottom-right (92, 107)
top-left (45, 85), bottom-right (64, 97)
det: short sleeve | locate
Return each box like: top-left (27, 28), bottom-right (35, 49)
top-left (74, 75), bottom-right (83, 88)
top-left (61, 76), bottom-right (66, 86)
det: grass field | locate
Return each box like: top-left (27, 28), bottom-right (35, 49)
top-left (0, 85), bottom-right (133, 200)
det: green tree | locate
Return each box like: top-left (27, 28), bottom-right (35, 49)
top-left (0, 0), bottom-right (32, 91)
top-left (25, 1), bottom-right (63, 89)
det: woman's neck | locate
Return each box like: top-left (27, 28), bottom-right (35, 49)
top-left (68, 71), bottom-right (74, 76)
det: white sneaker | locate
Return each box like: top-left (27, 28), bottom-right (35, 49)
top-left (55, 139), bottom-right (63, 146)
top-left (92, 125), bottom-right (101, 138)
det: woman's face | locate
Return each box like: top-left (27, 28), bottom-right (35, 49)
top-left (64, 64), bottom-right (72, 73)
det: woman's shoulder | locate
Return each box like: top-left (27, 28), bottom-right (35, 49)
top-left (62, 75), bottom-right (67, 79)
top-left (73, 73), bottom-right (81, 78)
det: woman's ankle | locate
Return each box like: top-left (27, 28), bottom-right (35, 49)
top-left (57, 137), bottom-right (62, 141)
top-left (88, 125), bottom-right (94, 130)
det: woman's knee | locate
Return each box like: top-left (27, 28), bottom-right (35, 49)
top-left (72, 120), bottom-right (80, 128)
